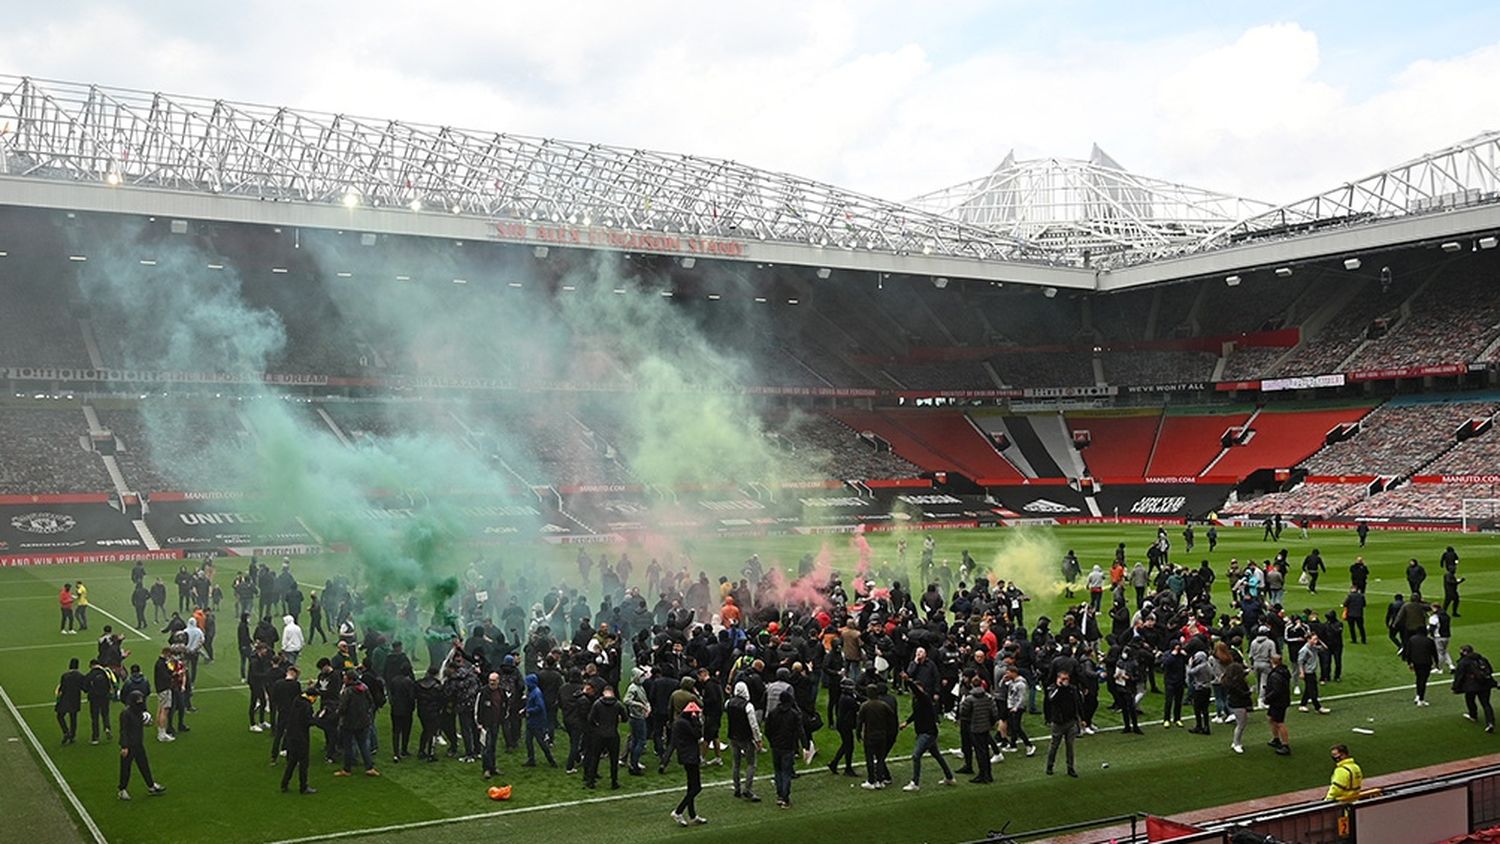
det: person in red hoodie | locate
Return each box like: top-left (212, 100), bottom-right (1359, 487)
top-left (59, 584), bottom-right (76, 635)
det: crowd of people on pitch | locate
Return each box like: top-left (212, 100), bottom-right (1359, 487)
top-left (49, 533), bottom-right (1497, 820)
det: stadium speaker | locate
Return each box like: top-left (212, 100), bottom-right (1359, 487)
top-left (1343, 257), bottom-right (1361, 270)
top-left (816, 267), bottom-right (832, 279)
top-left (680, 257), bottom-right (696, 269)
top-left (1072, 430), bottom-right (1091, 449)
top-left (360, 233), bottom-right (377, 247)
top-left (933, 277), bottom-right (948, 289)
top-left (533, 246), bottom-right (549, 259)
top-left (169, 219), bottom-right (189, 235)
top-left (990, 432), bottom-right (1011, 450)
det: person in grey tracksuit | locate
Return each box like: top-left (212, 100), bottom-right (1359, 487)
top-left (1249, 628), bottom-right (1276, 704)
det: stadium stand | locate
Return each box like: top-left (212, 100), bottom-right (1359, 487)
top-left (1276, 281), bottom-right (1408, 376)
top-left (881, 359), bottom-right (996, 390)
top-left (775, 413), bottom-right (921, 480)
top-left (1143, 410), bottom-right (1251, 477)
top-left (1210, 406), bottom-right (1374, 478)
top-left (1301, 399), bottom-right (1499, 477)
top-left (1229, 483), bottom-right (1370, 518)
top-left (0, 405), bottom-right (110, 494)
top-left (1345, 273), bottom-right (1500, 371)
top-left (99, 405), bottom-right (249, 493)
top-left (1219, 345), bottom-right (1287, 381)
top-left (991, 350), bottom-right (1096, 387)
top-left (828, 409), bottom-right (1022, 479)
top-left (1101, 350), bottom-right (1217, 386)
top-left (1341, 481), bottom-right (1493, 521)
top-left (1067, 410), bottom-right (1161, 478)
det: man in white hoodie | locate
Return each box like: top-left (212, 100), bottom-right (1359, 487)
top-left (281, 615), bottom-right (304, 666)
top-left (724, 681), bottom-right (763, 802)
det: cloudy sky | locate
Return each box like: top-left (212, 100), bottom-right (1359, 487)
top-left (3, 1), bottom-right (1498, 205)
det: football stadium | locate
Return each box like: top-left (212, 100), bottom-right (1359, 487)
top-left (1, 53), bottom-right (1499, 844)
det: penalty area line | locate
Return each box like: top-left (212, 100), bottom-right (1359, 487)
top-left (0, 682), bottom-right (107, 844)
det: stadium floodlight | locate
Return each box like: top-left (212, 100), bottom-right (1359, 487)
top-left (1480, 236), bottom-right (1499, 250)
top-left (1224, 275), bottom-right (1241, 286)
top-left (707, 293), bottom-right (721, 300)
top-left (680, 257), bottom-right (696, 269)
top-left (816, 268), bottom-right (832, 279)
top-left (408, 199), bottom-right (422, 212)
top-left (271, 267), bottom-right (289, 274)
top-left (1275, 267), bottom-right (1293, 277)
top-left (754, 296), bottom-right (767, 303)
top-left (68, 255), bottom-right (86, 262)
top-left (582, 213), bottom-right (592, 226)
top-left (105, 171), bottom-right (121, 186)
top-left (507, 281), bottom-right (521, 288)
top-left (207, 263), bottom-right (224, 270)
top-left (336, 272), bottom-right (352, 278)
top-left (1442, 241), bottom-right (1462, 252)
top-left (533, 246), bottom-right (549, 259)
top-left (788, 298), bottom-right (799, 305)
top-left (342, 191), bottom-right (360, 208)
top-left (139, 259), bottom-right (156, 266)
top-left (1343, 257), bottom-right (1361, 270)
top-left (454, 278), bottom-right (469, 285)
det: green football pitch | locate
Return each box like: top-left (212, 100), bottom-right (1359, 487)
top-left (3, 524), bottom-right (1499, 844)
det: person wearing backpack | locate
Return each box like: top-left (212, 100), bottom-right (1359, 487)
top-left (1454, 645), bottom-right (1497, 732)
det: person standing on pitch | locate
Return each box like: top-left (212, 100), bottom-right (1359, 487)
top-left (85, 659), bottom-right (113, 745)
top-left (670, 702), bottom-right (707, 826)
top-left (59, 583), bottom-right (76, 634)
top-left (725, 681), bottom-right (762, 801)
top-left (765, 690), bottom-right (803, 808)
top-left (1044, 669), bottom-right (1082, 777)
top-left (117, 691), bottom-right (165, 800)
top-left (1265, 654), bottom-right (1293, 755)
top-left (1455, 645), bottom-right (1497, 733)
top-left (280, 684), bottom-right (317, 794)
top-left (1404, 626), bottom-right (1436, 706)
top-left (584, 683), bottom-right (623, 789)
top-left (899, 675), bottom-right (955, 791)
top-left (74, 580), bottom-right (90, 631)
top-left (1442, 549), bottom-right (1464, 617)
top-left (55, 657), bottom-right (85, 744)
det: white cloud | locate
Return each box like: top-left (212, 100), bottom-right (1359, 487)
top-left (0, 5), bottom-right (1497, 207)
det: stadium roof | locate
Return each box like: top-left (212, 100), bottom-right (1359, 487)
top-left (907, 145), bottom-right (1277, 266)
top-left (1, 74), bottom-right (1498, 290)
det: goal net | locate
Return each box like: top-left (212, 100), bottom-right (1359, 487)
top-left (1462, 499), bottom-right (1500, 533)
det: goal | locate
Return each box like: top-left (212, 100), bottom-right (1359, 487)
top-left (1462, 499), bottom-right (1500, 533)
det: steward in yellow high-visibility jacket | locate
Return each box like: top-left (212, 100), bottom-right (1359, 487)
top-left (1326, 745), bottom-right (1363, 803)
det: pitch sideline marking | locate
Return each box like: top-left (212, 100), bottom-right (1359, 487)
top-left (16, 684), bottom-right (248, 711)
top-left (0, 682), bottom-right (107, 844)
top-left (264, 681), bottom-right (1435, 844)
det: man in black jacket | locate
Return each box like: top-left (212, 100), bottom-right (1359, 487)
top-left (1405, 628), bottom-right (1438, 705)
top-left (280, 686), bottom-right (317, 794)
top-left (388, 667), bottom-right (416, 763)
top-left (1455, 645), bottom-right (1496, 732)
top-left (131, 581), bottom-right (150, 629)
top-left (475, 672), bottom-right (506, 779)
top-left (55, 658), bottom-right (85, 744)
top-left (1264, 655), bottom-right (1293, 755)
top-left (1045, 670), bottom-right (1082, 778)
top-left (333, 673), bottom-right (378, 777)
top-left (117, 691), bottom-right (164, 800)
top-left (268, 665), bottom-right (302, 763)
top-left (1302, 549), bottom-right (1326, 594)
top-left (85, 659), bottom-right (114, 745)
top-left (414, 666), bottom-right (445, 762)
top-left (765, 690), bottom-right (802, 808)
top-left (585, 685), bottom-right (624, 789)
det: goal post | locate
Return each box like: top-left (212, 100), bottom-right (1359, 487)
top-left (1462, 499), bottom-right (1500, 533)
